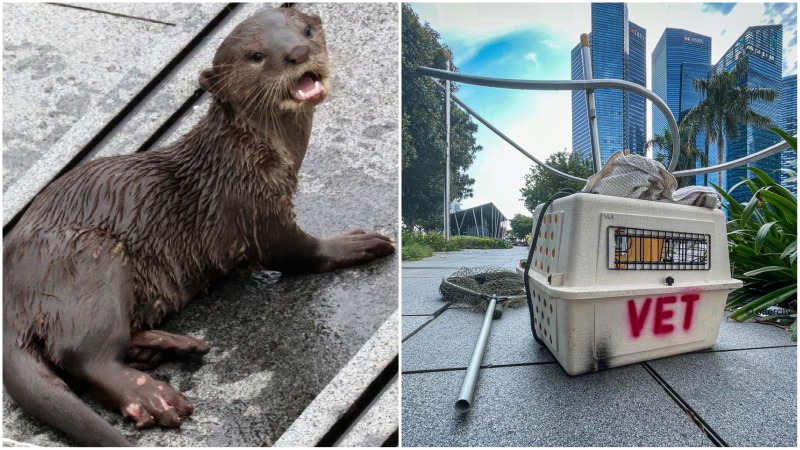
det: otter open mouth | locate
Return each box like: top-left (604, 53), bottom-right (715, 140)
top-left (291, 72), bottom-right (325, 103)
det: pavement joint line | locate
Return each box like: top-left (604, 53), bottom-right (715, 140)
top-left (135, 88), bottom-right (208, 153)
top-left (46, 3), bottom-right (177, 26)
top-left (2, 3), bottom-right (240, 237)
top-left (401, 316), bottom-right (434, 343)
top-left (703, 344), bottom-right (797, 353)
top-left (274, 311), bottom-right (399, 447)
top-left (382, 429), bottom-right (399, 447)
top-left (640, 361), bottom-right (729, 447)
top-left (402, 360), bottom-right (558, 376)
top-left (321, 369), bottom-right (398, 446)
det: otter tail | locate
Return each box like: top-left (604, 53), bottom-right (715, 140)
top-left (3, 343), bottom-right (130, 446)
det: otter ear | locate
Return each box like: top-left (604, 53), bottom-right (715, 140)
top-left (280, 3), bottom-right (296, 8)
top-left (199, 68), bottom-right (217, 93)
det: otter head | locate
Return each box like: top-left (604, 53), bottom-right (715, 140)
top-left (199, 5), bottom-right (330, 115)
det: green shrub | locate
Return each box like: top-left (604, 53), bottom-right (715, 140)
top-left (402, 242), bottom-right (434, 261)
top-left (450, 236), bottom-right (513, 249)
top-left (402, 231), bottom-right (459, 252)
top-left (714, 128), bottom-right (797, 341)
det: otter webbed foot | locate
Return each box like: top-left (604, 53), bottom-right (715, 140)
top-left (124, 330), bottom-right (210, 371)
top-left (314, 229), bottom-right (395, 272)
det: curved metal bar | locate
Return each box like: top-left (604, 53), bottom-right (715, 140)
top-left (418, 66), bottom-right (681, 172)
top-left (672, 139), bottom-right (792, 178)
top-left (430, 79), bottom-right (588, 183)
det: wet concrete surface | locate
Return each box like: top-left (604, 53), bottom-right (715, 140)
top-left (3, 2), bottom-right (399, 446)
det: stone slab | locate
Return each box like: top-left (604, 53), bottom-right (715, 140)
top-left (63, 3), bottom-right (226, 25)
top-left (401, 276), bottom-right (450, 315)
top-left (274, 311), bottom-right (398, 447)
top-left (402, 267), bottom-right (462, 279)
top-left (402, 306), bottom-right (555, 372)
top-left (1, 2), bottom-right (225, 194)
top-left (401, 363), bottom-right (711, 447)
top-left (710, 312), bottom-right (796, 351)
top-left (648, 347), bottom-right (797, 447)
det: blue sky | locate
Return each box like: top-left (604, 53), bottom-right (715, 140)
top-left (409, 2), bottom-right (798, 220)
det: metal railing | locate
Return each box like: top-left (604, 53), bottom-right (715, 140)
top-left (420, 42), bottom-right (792, 182)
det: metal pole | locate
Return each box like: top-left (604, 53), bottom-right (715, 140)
top-left (418, 67), bottom-right (681, 173)
top-left (444, 52), bottom-right (452, 240)
top-left (455, 295), bottom-right (497, 413)
top-left (580, 33), bottom-right (602, 173)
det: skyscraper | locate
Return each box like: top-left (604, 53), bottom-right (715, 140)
top-left (713, 25), bottom-right (783, 203)
top-left (571, 3), bottom-right (647, 166)
top-left (780, 74), bottom-right (797, 195)
top-left (651, 29), bottom-right (712, 185)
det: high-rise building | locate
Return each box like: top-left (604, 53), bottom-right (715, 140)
top-left (571, 3), bottom-right (647, 166)
top-left (780, 74), bottom-right (797, 195)
top-left (713, 25), bottom-right (783, 203)
top-left (651, 29), bottom-right (713, 185)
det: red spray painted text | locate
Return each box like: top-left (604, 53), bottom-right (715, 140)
top-left (627, 294), bottom-right (700, 338)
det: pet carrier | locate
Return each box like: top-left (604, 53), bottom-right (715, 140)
top-left (521, 193), bottom-right (741, 375)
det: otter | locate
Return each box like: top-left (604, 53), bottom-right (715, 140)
top-left (2, 5), bottom-right (394, 447)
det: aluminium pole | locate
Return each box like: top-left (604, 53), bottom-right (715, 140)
top-left (455, 295), bottom-right (497, 412)
top-left (580, 33), bottom-right (602, 173)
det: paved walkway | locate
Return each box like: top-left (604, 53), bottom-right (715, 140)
top-left (401, 247), bottom-right (797, 447)
top-left (3, 3), bottom-right (398, 446)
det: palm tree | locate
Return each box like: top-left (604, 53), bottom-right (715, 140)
top-left (645, 127), bottom-right (708, 188)
top-left (681, 56), bottom-right (778, 190)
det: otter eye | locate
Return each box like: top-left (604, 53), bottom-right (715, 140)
top-left (251, 52), bottom-right (264, 62)
top-left (304, 26), bottom-right (312, 37)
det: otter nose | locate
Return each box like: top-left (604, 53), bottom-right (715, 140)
top-left (287, 45), bottom-right (310, 65)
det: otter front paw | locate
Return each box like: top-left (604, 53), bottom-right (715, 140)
top-left (315, 229), bottom-right (394, 272)
top-left (118, 374), bottom-right (193, 429)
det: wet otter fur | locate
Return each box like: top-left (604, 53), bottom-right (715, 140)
top-left (3, 5), bottom-right (394, 446)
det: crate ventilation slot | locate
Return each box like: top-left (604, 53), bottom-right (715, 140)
top-left (531, 289), bottom-right (557, 350)
top-left (608, 227), bottom-right (710, 270)
top-left (532, 212), bottom-right (563, 276)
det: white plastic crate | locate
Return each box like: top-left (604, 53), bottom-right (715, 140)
top-left (519, 193), bottom-right (742, 375)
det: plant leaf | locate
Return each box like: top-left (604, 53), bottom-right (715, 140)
top-left (770, 127), bottom-right (798, 151)
top-left (739, 190), bottom-right (761, 228)
top-left (743, 265), bottom-right (795, 277)
top-left (729, 284), bottom-right (797, 321)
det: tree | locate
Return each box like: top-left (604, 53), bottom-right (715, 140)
top-left (646, 127), bottom-right (708, 188)
top-left (520, 150), bottom-right (594, 213)
top-left (401, 4), bottom-right (482, 231)
top-left (681, 56), bottom-right (778, 190)
top-left (509, 214), bottom-right (533, 241)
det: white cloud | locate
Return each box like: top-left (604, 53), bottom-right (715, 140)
top-left (542, 39), bottom-right (561, 49)
top-left (525, 52), bottom-right (539, 64)
top-left (459, 91), bottom-right (574, 219)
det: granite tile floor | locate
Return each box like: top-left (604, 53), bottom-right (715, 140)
top-left (401, 247), bottom-right (797, 447)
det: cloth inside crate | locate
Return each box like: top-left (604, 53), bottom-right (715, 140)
top-left (582, 150), bottom-right (722, 209)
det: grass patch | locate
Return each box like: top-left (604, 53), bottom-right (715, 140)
top-left (402, 242), bottom-right (434, 261)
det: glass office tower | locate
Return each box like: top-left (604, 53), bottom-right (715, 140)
top-left (713, 25), bottom-right (783, 203)
top-left (571, 3), bottom-right (647, 166)
top-left (651, 29), bottom-right (712, 185)
top-left (780, 74), bottom-right (797, 195)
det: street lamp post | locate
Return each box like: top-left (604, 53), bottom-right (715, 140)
top-left (444, 50), bottom-right (452, 240)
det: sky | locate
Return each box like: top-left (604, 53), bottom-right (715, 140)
top-left (409, 2), bottom-right (798, 221)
